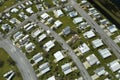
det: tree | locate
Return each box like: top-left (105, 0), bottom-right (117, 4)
top-left (7, 57), bottom-right (16, 66)
top-left (30, 60), bottom-right (34, 64)
top-left (5, 28), bottom-right (9, 33)
top-left (77, 29), bottom-right (81, 33)
top-left (16, 71), bottom-right (21, 77)
top-left (0, 60), bottom-right (4, 67)
top-left (0, 0), bottom-right (4, 6)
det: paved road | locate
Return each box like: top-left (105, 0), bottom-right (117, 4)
top-left (6, 2), bottom-right (70, 38)
top-left (0, 2), bottom-right (71, 80)
top-left (2, 0), bottom-right (120, 80)
top-left (35, 20), bottom-right (92, 80)
top-left (70, 1), bottom-right (120, 59)
top-left (4, 1), bottom-right (92, 80)
top-left (0, 36), bottom-right (38, 80)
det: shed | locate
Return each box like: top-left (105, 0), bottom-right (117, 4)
top-left (28, 1), bottom-right (33, 5)
top-left (41, 13), bottom-right (49, 19)
top-left (78, 43), bottom-right (90, 54)
top-left (100, 19), bottom-right (109, 25)
top-left (81, 0), bottom-right (87, 4)
top-left (1, 24), bottom-right (11, 31)
top-left (63, 5), bottom-right (73, 12)
top-left (62, 26), bottom-right (71, 35)
top-left (39, 62), bottom-right (50, 75)
top-left (19, 12), bottom-right (28, 19)
top-left (54, 20), bottom-right (62, 28)
top-left (25, 25), bottom-right (34, 31)
top-left (61, 0), bottom-right (67, 3)
top-left (47, 76), bottom-right (56, 80)
top-left (83, 30), bottom-right (95, 38)
top-left (109, 60), bottom-right (120, 72)
top-left (0, 19), bottom-right (2, 23)
top-left (43, 40), bottom-right (55, 52)
top-left (33, 53), bottom-right (43, 63)
top-left (94, 67), bottom-right (106, 76)
top-left (92, 39), bottom-right (103, 48)
top-left (98, 48), bottom-right (112, 58)
top-left (47, 17), bottom-right (54, 23)
top-left (31, 28), bottom-right (43, 38)
top-left (38, 34), bottom-right (47, 42)
top-left (54, 51), bottom-right (64, 62)
top-left (26, 7), bottom-right (33, 14)
top-left (79, 22), bottom-right (88, 30)
top-left (88, 8), bottom-right (97, 14)
top-left (10, 18), bottom-right (17, 24)
top-left (93, 12), bottom-right (101, 19)
top-left (13, 31), bottom-right (23, 41)
top-left (11, 8), bottom-right (18, 13)
top-left (107, 24), bottom-right (118, 33)
top-left (23, 23), bottom-right (31, 29)
top-left (53, 9), bottom-right (64, 18)
top-left (68, 11), bottom-right (78, 18)
top-left (25, 42), bottom-right (35, 51)
top-left (73, 17), bottom-right (83, 24)
top-left (86, 54), bottom-right (99, 66)
top-left (61, 63), bottom-right (72, 75)
top-left (19, 35), bottom-right (29, 46)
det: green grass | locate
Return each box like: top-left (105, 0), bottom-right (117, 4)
top-left (19, 25), bottom-right (80, 80)
top-left (118, 43), bottom-right (120, 47)
top-left (0, 48), bottom-right (22, 80)
top-left (0, 0), bottom-right (20, 12)
top-left (110, 30), bottom-right (120, 40)
top-left (48, 6), bottom-right (120, 79)
top-left (38, 55), bottom-right (80, 80)
top-left (78, 37), bottom-right (118, 79)
top-left (47, 9), bottom-right (118, 79)
top-left (11, 13), bottom-right (24, 22)
top-left (18, 27), bottom-right (79, 79)
top-left (76, 0), bottom-right (81, 3)
top-left (31, 5), bottom-right (38, 13)
top-left (86, 46), bottom-right (117, 79)
top-left (44, 0), bottom-right (54, 8)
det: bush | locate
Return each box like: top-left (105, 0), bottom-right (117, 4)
top-left (0, 60), bottom-right (4, 67)
top-left (7, 57), bottom-right (16, 66)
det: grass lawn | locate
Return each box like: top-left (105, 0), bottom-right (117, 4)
top-left (0, 0), bottom-right (20, 12)
top-left (118, 43), bottom-right (120, 47)
top-left (0, 48), bottom-right (22, 80)
top-left (76, 0), bottom-right (81, 3)
top-left (86, 46), bottom-right (117, 79)
top-left (46, 6), bottom-right (119, 79)
top-left (110, 30), bottom-right (120, 40)
top-left (11, 13), bottom-right (24, 22)
top-left (44, 0), bottom-right (54, 8)
top-left (31, 5), bottom-right (38, 13)
top-left (38, 55), bottom-right (80, 80)
top-left (48, 11), bottom-right (78, 31)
